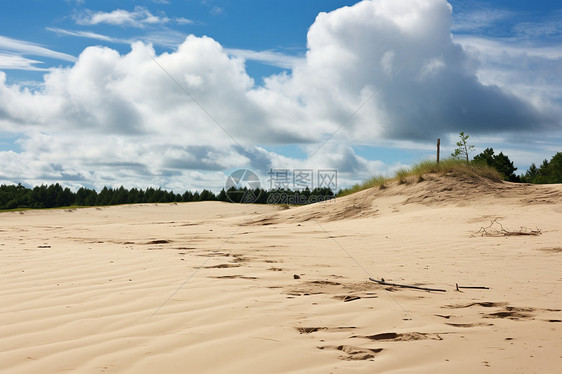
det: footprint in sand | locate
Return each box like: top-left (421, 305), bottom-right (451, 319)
top-left (336, 345), bottom-right (382, 361)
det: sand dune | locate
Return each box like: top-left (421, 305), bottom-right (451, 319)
top-left (1, 175), bottom-right (561, 373)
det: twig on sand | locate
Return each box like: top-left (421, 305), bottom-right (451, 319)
top-left (475, 218), bottom-right (541, 237)
top-left (456, 283), bottom-right (489, 291)
top-left (369, 277), bottom-right (447, 292)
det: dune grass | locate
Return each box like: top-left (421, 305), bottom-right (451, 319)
top-left (338, 175), bottom-right (388, 197)
top-left (407, 158), bottom-right (503, 181)
top-left (0, 205), bottom-right (100, 214)
top-left (338, 158), bottom-right (503, 197)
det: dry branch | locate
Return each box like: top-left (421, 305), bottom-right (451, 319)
top-left (475, 218), bottom-right (541, 237)
top-left (369, 277), bottom-right (447, 292)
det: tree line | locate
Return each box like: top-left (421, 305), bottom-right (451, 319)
top-left (472, 149), bottom-right (562, 183)
top-left (452, 132), bottom-right (561, 183)
top-left (0, 183), bottom-right (335, 211)
top-left (1, 133), bottom-right (558, 211)
top-left (520, 153), bottom-right (562, 184)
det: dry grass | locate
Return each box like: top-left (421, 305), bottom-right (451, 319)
top-left (395, 168), bottom-right (409, 184)
top-left (408, 159), bottom-right (503, 182)
top-left (338, 158), bottom-right (503, 197)
top-left (338, 175), bottom-right (388, 197)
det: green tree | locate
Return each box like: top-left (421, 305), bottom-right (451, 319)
top-left (538, 159), bottom-right (550, 178)
top-left (0, 183), bottom-right (30, 209)
top-left (111, 186), bottom-right (128, 205)
top-left (534, 159), bottom-right (552, 184)
top-left (199, 189), bottom-right (216, 201)
top-left (56, 187), bottom-right (74, 207)
top-left (45, 184), bottom-right (63, 208)
top-left (84, 191), bottom-right (97, 206)
top-left (521, 163), bottom-right (538, 183)
top-left (472, 147), bottom-right (494, 165)
top-left (451, 132), bottom-right (475, 163)
top-left (217, 189), bottom-right (228, 202)
top-left (97, 187), bottom-right (113, 205)
top-left (182, 191), bottom-right (194, 202)
top-left (547, 152), bottom-right (562, 183)
top-left (75, 187), bottom-right (89, 205)
top-left (127, 188), bottom-right (140, 204)
top-left (473, 148), bottom-right (519, 182)
top-left (520, 152), bottom-right (562, 184)
top-left (535, 153), bottom-right (562, 183)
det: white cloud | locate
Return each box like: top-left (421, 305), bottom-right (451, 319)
top-left (47, 27), bottom-right (129, 44)
top-left (0, 35), bottom-right (77, 63)
top-left (211, 7), bottom-right (224, 16)
top-left (451, 8), bottom-right (512, 32)
top-left (226, 48), bottom-right (302, 70)
top-left (1, 0), bottom-right (561, 190)
top-left (48, 26), bottom-right (188, 49)
top-left (455, 35), bottom-right (562, 114)
top-left (380, 51), bottom-right (395, 76)
top-left (76, 6), bottom-right (169, 28)
top-left (455, 35), bottom-right (562, 59)
top-left (513, 11), bottom-right (562, 39)
top-left (175, 17), bottom-right (194, 25)
top-left (265, 0), bottom-right (560, 141)
top-left (141, 29), bottom-right (188, 47)
top-left (0, 53), bottom-right (47, 71)
top-left (418, 56), bottom-right (446, 80)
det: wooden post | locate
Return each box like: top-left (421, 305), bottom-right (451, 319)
top-left (437, 138), bottom-right (440, 164)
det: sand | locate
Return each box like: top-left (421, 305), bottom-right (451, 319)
top-left (1, 174), bottom-right (561, 373)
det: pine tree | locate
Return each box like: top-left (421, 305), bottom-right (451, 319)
top-left (451, 132), bottom-right (475, 163)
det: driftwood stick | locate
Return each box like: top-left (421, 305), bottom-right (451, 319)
top-left (456, 283), bottom-right (489, 290)
top-left (369, 277), bottom-right (447, 293)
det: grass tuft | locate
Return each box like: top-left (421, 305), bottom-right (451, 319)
top-left (338, 175), bottom-right (388, 197)
top-left (395, 168), bottom-right (409, 184)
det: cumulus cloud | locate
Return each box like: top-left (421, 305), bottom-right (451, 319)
top-left (273, 0), bottom-right (559, 141)
top-left (1, 38), bottom-right (256, 139)
top-left (455, 36), bottom-right (562, 120)
top-left (1, 0), bottom-right (561, 190)
top-left (0, 36), bottom-right (311, 189)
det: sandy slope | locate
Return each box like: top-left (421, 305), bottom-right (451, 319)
top-left (1, 176), bottom-right (561, 373)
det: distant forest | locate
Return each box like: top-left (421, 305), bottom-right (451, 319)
top-left (0, 183), bottom-right (335, 211)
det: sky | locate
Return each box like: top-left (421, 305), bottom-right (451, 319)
top-left (0, 0), bottom-right (561, 193)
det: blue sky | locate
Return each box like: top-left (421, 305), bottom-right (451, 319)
top-left (0, 0), bottom-right (561, 192)
top-left (1, 1), bottom-right (357, 80)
